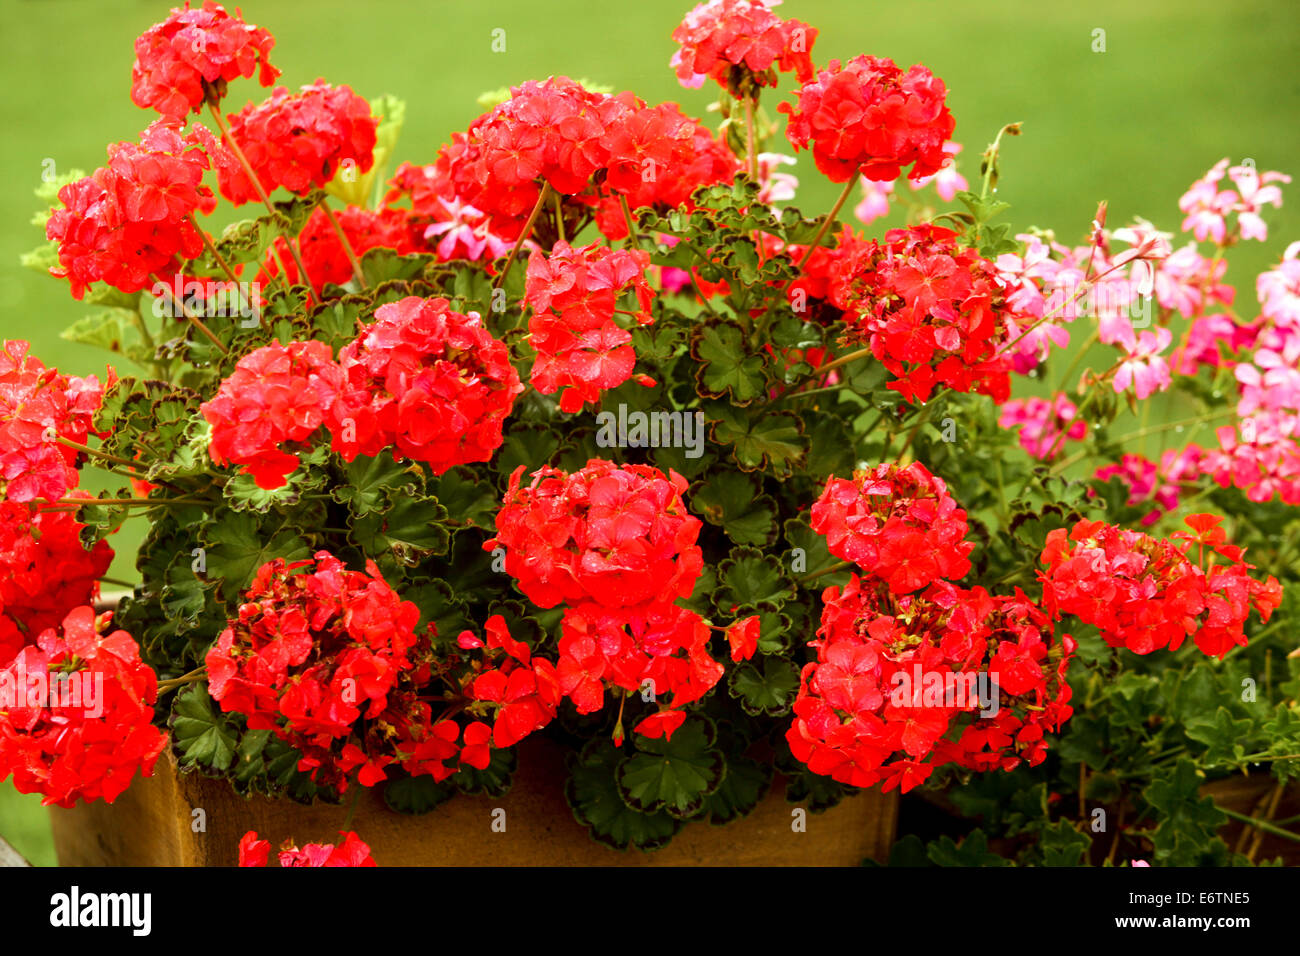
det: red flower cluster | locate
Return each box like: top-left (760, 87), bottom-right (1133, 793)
top-left (130, 1), bottom-right (279, 121)
top-left (206, 552), bottom-right (461, 790)
top-left (330, 296), bottom-right (522, 470)
top-left (789, 576), bottom-right (1074, 793)
top-left (261, 205), bottom-right (414, 292)
top-left (238, 830), bottom-right (375, 867)
top-left (780, 55), bottom-right (954, 184)
top-left (457, 614), bottom-right (561, 750)
top-left (1039, 515), bottom-right (1283, 659)
top-left (384, 164), bottom-right (519, 262)
top-left (484, 461), bottom-right (746, 740)
top-left (671, 0), bottom-right (817, 93)
top-left (201, 298), bottom-right (521, 488)
top-left (488, 460), bottom-right (704, 609)
top-left (215, 81), bottom-right (377, 205)
top-left (0, 606), bottom-right (167, 807)
top-left (46, 121), bottom-right (216, 299)
top-left (200, 340), bottom-right (341, 489)
top-left (811, 462), bottom-right (973, 593)
top-left (0, 502), bottom-right (113, 663)
top-left (829, 224), bottom-right (1013, 403)
top-left (0, 340), bottom-right (107, 503)
top-left (558, 601), bottom-right (729, 741)
top-left (437, 78), bottom-right (737, 242)
top-left (591, 103), bottom-right (740, 242)
top-left (439, 78), bottom-right (631, 237)
top-left (524, 241), bottom-right (656, 412)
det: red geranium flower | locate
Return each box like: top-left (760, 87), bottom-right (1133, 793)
top-left (131, 1), bottom-right (279, 121)
top-left (780, 55), bottom-right (954, 184)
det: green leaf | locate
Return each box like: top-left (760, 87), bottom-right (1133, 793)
top-left (691, 321), bottom-right (766, 405)
top-left (496, 423), bottom-right (560, 476)
top-left (876, 834), bottom-right (933, 867)
top-left (427, 466), bottom-right (501, 530)
top-left (350, 491), bottom-right (451, 564)
top-left (332, 453), bottom-right (423, 517)
top-left (728, 657), bottom-right (800, 716)
top-left (566, 740), bottom-right (681, 851)
top-left (716, 546), bottom-right (795, 613)
top-left (222, 447), bottom-right (328, 513)
top-left (1039, 820), bottom-right (1092, 866)
top-left (161, 551), bottom-right (209, 631)
top-left (384, 772), bottom-right (455, 815)
top-left (1184, 707), bottom-right (1252, 767)
top-left (1146, 758), bottom-right (1228, 866)
top-left (617, 717), bottom-right (724, 818)
top-left (201, 513), bottom-right (312, 600)
top-left (926, 829), bottom-right (1014, 866)
top-left (702, 755), bottom-right (772, 824)
top-left (60, 309), bottom-right (134, 355)
top-left (170, 683), bottom-right (239, 773)
top-left (706, 402), bottom-right (806, 477)
top-left (804, 413), bottom-right (856, 480)
top-left (689, 471), bottom-right (776, 546)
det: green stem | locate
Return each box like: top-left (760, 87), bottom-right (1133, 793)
top-left (812, 346), bottom-right (874, 378)
top-left (618, 193), bottom-right (642, 252)
top-left (743, 95), bottom-right (759, 181)
top-left (208, 103), bottom-right (316, 306)
top-left (55, 436), bottom-right (141, 470)
top-left (791, 177), bottom-right (855, 276)
top-left (1217, 806), bottom-right (1300, 844)
top-left (495, 182), bottom-right (552, 290)
top-left (151, 272), bottom-right (230, 355)
top-left (552, 190), bottom-right (566, 244)
top-left (796, 560), bottom-right (852, 585)
top-left (318, 200), bottom-right (367, 288)
top-left (156, 666), bottom-right (207, 693)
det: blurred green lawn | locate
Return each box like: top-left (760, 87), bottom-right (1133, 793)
top-left (0, 0), bottom-right (1296, 864)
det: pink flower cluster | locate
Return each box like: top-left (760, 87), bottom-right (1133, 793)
top-left (1179, 159), bottom-right (1289, 245)
top-left (999, 395), bottom-right (1087, 461)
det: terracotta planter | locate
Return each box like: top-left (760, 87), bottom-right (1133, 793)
top-left (48, 735), bottom-right (898, 866)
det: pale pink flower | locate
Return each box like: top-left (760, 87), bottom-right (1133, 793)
top-left (908, 142), bottom-right (968, 201)
top-left (1155, 243), bottom-right (1233, 318)
top-left (1171, 314), bottom-right (1247, 375)
top-left (1113, 327), bottom-right (1173, 399)
top-left (423, 196), bottom-right (517, 262)
top-left (854, 176), bottom-right (894, 225)
top-left (1229, 164), bottom-right (1290, 241)
top-left (1257, 243), bottom-right (1300, 329)
top-left (1179, 159), bottom-right (1236, 244)
top-left (999, 394), bottom-right (1086, 459)
top-left (1095, 447), bottom-right (1203, 526)
top-left (757, 152), bottom-right (799, 204)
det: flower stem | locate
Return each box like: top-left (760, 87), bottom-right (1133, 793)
top-left (552, 189), bottom-right (567, 244)
top-left (812, 346), bottom-right (874, 378)
top-left (156, 666), bottom-right (207, 693)
top-left (150, 273), bottom-right (229, 355)
top-left (55, 436), bottom-right (141, 470)
top-left (191, 215), bottom-right (242, 289)
top-left (1216, 806), bottom-right (1300, 844)
top-left (618, 193), bottom-right (643, 253)
top-left (318, 199), bottom-right (367, 288)
top-left (796, 559), bottom-right (852, 585)
top-left (743, 95), bottom-right (759, 181)
top-left (208, 103), bottom-right (316, 304)
top-left (494, 182), bottom-right (552, 290)
top-left (792, 177), bottom-right (855, 275)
